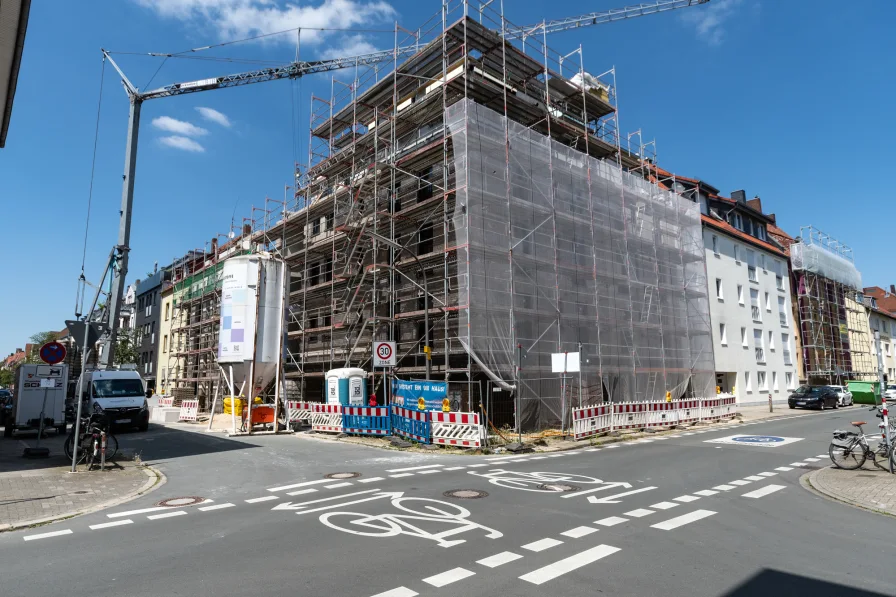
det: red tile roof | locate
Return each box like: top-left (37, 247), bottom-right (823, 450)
top-left (701, 214), bottom-right (787, 258)
top-left (864, 286), bottom-right (896, 315)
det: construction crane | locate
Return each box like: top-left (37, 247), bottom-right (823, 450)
top-left (95, 0), bottom-right (710, 366)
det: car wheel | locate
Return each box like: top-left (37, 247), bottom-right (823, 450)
top-left (789, 405), bottom-right (796, 409)
top-left (3, 424), bottom-right (12, 438)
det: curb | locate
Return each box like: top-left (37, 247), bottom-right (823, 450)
top-left (800, 468), bottom-right (896, 519)
top-left (0, 465), bottom-right (167, 533)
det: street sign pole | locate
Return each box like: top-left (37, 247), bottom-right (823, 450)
top-left (65, 320), bottom-right (107, 472)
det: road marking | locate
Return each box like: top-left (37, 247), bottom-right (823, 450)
top-left (757, 472), bottom-right (777, 477)
top-left (547, 454), bottom-right (565, 457)
top-left (606, 444), bottom-right (619, 448)
top-left (713, 485), bottom-right (735, 491)
top-left (370, 588), bottom-right (418, 597)
top-left (246, 496), bottom-right (278, 503)
top-left (325, 482), bottom-right (354, 489)
top-left (624, 508), bottom-right (655, 518)
top-left (682, 432), bottom-right (695, 436)
top-left (674, 495), bottom-right (700, 503)
top-left (443, 466), bottom-right (466, 471)
top-left (267, 479), bottom-right (333, 492)
top-left (561, 526), bottom-right (598, 538)
top-left (23, 529), bottom-right (73, 541)
top-left (530, 456), bottom-right (548, 460)
top-left (277, 489), bottom-right (381, 510)
top-left (417, 470), bottom-right (440, 475)
top-left (147, 511), bottom-right (187, 520)
top-left (467, 463), bottom-right (489, 468)
top-left (634, 439), bottom-right (654, 444)
top-left (199, 503), bottom-right (236, 512)
top-left (744, 476), bottom-right (764, 481)
top-left (107, 506), bottom-right (168, 519)
top-left (477, 551), bottom-right (523, 568)
top-left (389, 473), bottom-right (414, 478)
top-left (585, 448), bottom-right (601, 452)
top-left (654, 437), bottom-right (669, 441)
top-left (742, 484), bottom-right (786, 499)
top-left (816, 454), bottom-right (829, 458)
top-left (422, 567), bottom-right (475, 587)
top-left (650, 502), bottom-right (679, 510)
top-left (522, 538), bottom-right (564, 552)
top-left (775, 466), bottom-right (794, 472)
top-left (358, 477), bottom-right (384, 483)
top-left (789, 462), bottom-right (808, 467)
top-left (386, 464), bottom-right (444, 473)
top-left (729, 480), bottom-right (751, 486)
top-left (595, 516), bottom-right (628, 527)
top-left (651, 510), bottom-right (716, 531)
top-left (693, 490), bottom-right (718, 497)
top-left (89, 520), bottom-right (133, 530)
top-left (287, 488), bottom-right (319, 496)
top-left (519, 544), bottom-right (621, 585)
top-left (804, 457), bottom-right (821, 462)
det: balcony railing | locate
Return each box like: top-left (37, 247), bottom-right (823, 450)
top-left (752, 306), bottom-right (762, 322)
top-left (748, 266), bottom-right (758, 282)
top-left (755, 347), bottom-right (766, 363)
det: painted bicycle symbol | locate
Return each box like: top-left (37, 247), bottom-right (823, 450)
top-left (468, 469), bottom-right (604, 492)
top-left (319, 497), bottom-right (502, 547)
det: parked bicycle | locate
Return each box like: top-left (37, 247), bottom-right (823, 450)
top-left (828, 405), bottom-right (893, 473)
top-left (63, 411), bottom-right (118, 468)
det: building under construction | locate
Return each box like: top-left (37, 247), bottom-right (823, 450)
top-left (241, 3), bottom-right (716, 430)
top-left (791, 226), bottom-right (875, 385)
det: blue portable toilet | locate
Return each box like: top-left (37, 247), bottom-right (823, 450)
top-left (325, 368), bottom-right (368, 406)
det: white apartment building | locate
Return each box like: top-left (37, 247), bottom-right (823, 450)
top-left (868, 304), bottom-right (896, 383)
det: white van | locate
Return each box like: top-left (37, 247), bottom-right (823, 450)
top-left (79, 369), bottom-right (149, 431)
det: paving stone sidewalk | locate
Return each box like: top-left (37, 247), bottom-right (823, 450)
top-left (806, 465), bottom-right (896, 516)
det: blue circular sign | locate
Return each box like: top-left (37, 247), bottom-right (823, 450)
top-left (732, 435), bottom-right (785, 444)
top-left (39, 341), bottom-right (66, 365)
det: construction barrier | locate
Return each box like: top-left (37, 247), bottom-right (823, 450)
top-left (391, 405), bottom-right (431, 444)
top-left (700, 397), bottom-right (723, 422)
top-left (572, 404), bottom-right (612, 440)
top-left (158, 397), bottom-right (174, 408)
top-left (178, 399), bottom-right (199, 422)
top-left (612, 401), bottom-right (649, 430)
top-left (312, 403), bottom-right (344, 434)
top-left (676, 399), bottom-right (701, 425)
top-left (718, 395), bottom-right (736, 419)
top-left (343, 406), bottom-right (391, 436)
top-left (286, 401), bottom-right (315, 425)
top-left (645, 402), bottom-right (678, 428)
top-left (430, 411), bottom-right (482, 448)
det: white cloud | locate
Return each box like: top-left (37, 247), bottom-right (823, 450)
top-left (680, 0), bottom-right (744, 45)
top-left (135, 0), bottom-right (396, 46)
top-left (159, 136), bottom-right (206, 152)
top-left (196, 106), bottom-right (232, 127)
top-left (152, 116), bottom-right (209, 137)
top-left (320, 34), bottom-right (379, 59)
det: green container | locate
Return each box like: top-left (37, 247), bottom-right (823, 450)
top-left (846, 380), bottom-right (879, 405)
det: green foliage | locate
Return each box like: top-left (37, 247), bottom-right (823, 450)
top-left (25, 331), bottom-right (58, 363)
top-left (114, 327), bottom-right (142, 365)
top-left (0, 368), bottom-right (14, 388)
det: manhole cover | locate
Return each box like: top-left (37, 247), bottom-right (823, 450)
top-left (443, 489), bottom-right (489, 499)
top-left (537, 483), bottom-right (579, 493)
top-left (157, 496), bottom-right (205, 507)
top-left (325, 472), bottom-right (361, 479)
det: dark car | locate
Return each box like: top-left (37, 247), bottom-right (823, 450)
top-left (0, 389), bottom-right (12, 427)
top-left (788, 385), bottom-right (839, 410)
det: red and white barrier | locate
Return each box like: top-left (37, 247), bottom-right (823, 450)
top-left (645, 402), bottom-right (677, 428)
top-left (312, 403), bottom-right (343, 434)
top-left (178, 399), bottom-right (199, 422)
top-left (287, 401), bottom-right (315, 424)
top-left (573, 404), bottom-right (612, 440)
top-left (612, 401), bottom-right (649, 430)
top-left (700, 397), bottom-right (723, 422)
top-left (676, 399), bottom-right (701, 425)
top-left (718, 394), bottom-right (736, 419)
top-left (430, 411), bottom-right (482, 448)
top-left (158, 397), bottom-right (174, 408)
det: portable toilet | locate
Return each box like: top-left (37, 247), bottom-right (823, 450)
top-left (325, 368), bottom-right (368, 406)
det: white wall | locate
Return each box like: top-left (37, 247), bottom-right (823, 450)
top-left (870, 311), bottom-right (896, 382)
top-left (703, 227), bottom-right (797, 405)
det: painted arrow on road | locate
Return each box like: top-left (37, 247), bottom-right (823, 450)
top-left (272, 489), bottom-right (382, 511)
top-left (561, 481), bottom-right (632, 499)
top-left (587, 486), bottom-right (657, 504)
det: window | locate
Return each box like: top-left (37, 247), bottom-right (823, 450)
top-left (711, 235), bottom-right (719, 255)
top-left (887, 343), bottom-right (891, 357)
top-left (163, 335), bottom-right (168, 353)
top-left (778, 296), bottom-right (787, 326)
top-left (782, 333), bottom-right (792, 365)
top-left (760, 254), bottom-right (766, 273)
top-left (765, 292), bottom-right (771, 311)
top-left (715, 278), bottom-right (724, 300)
top-left (165, 302), bottom-right (170, 321)
top-left (758, 371), bottom-right (767, 391)
top-left (776, 274), bottom-right (785, 291)
top-left (786, 372), bottom-right (794, 389)
top-left (732, 213), bottom-right (743, 231)
top-left (754, 328), bottom-right (765, 363)
top-left (747, 250), bottom-right (757, 282)
top-left (719, 323), bottom-right (727, 346)
top-left (738, 284), bottom-right (744, 305)
top-left (741, 327), bottom-right (748, 347)
top-left (768, 330), bottom-right (775, 351)
top-left (750, 289), bottom-right (761, 322)
top-left (745, 371), bottom-right (752, 392)
top-left (312, 217), bottom-right (321, 235)
top-left (757, 225), bottom-right (767, 241)
top-left (772, 371), bottom-right (779, 392)
top-left (734, 244), bottom-right (741, 264)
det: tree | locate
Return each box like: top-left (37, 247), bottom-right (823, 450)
top-left (25, 331), bottom-right (58, 363)
top-left (0, 368), bottom-right (14, 388)
top-left (114, 327), bottom-right (142, 365)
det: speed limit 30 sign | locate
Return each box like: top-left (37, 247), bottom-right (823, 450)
top-left (373, 341), bottom-right (396, 367)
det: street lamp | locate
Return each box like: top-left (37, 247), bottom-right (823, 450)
top-left (364, 231), bottom-right (431, 380)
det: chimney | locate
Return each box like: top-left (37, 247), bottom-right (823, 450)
top-left (211, 237), bottom-right (218, 256)
top-left (153, 261), bottom-right (158, 274)
top-left (767, 213), bottom-right (777, 224)
top-left (731, 190), bottom-right (746, 204)
top-left (890, 284), bottom-right (895, 295)
top-left (242, 223), bottom-right (252, 237)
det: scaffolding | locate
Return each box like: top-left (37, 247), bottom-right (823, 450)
top-left (791, 226), bottom-right (875, 384)
top-left (241, 1), bottom-right (715, 430)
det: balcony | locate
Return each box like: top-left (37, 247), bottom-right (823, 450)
top-left (755, 347), bottom-right (766, 363)
top-left (751, 305), bottom-right (762, 322)
top-left (748, 266), bottom-right (758, 283)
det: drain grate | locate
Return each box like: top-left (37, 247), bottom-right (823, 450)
top-left (443, 489), bottom-right (489, 499)
top-left (157, 496), bottom-right (205, 508)
top-left (325, 472), bottom-right (361, 480)
top-left (537, 483), bottom-right (579, 493)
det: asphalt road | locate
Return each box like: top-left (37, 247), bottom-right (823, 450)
top-left (2, 408), bottom-right (894, 597)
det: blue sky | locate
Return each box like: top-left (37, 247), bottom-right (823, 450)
top-left (1, 0), bottom-right (894, 357)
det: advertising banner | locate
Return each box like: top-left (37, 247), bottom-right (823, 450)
top-left (391, 378), bottom-right (448, 411)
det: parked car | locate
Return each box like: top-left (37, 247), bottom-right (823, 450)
top-left (829, 385), bottom-right (853, 407)
top-left (788, 385), bottom-right (840, 410)
top-left (0, 389), bottom-right (12, 428)
top-left (884, 384), bottom-right (896, 402)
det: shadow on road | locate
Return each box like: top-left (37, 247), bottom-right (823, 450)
top-left (724, 569), bottom-right (889, 597)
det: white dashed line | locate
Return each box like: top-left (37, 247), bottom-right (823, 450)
top-left (267, 479), bottom-right (332, 492)
top-left (804, 458), bottom-right (821, 462)
top-left (674, 495), bottom-right (700, 503)
top-left (416, 470), bottom-right (440, 475)
top-left (90, 519), bottom-right (133, 530)
top-left (651, 510), bottom-right (716, 531)
top-left (422, 567), bottom-right (475, 587)
top-left (370, 587), bottom-right (418, 597)
top-left (147, 511), bottom-right (187, 520)
top-left (530, 456), bottom-right (548, 460)
top-left (713, 485), bottom-right (735, 491)
top-left (107, 506), bottom-right (168, 519)
top-left (389, 473), bottom-right (414, 478)
top-left (757, 472), bottom-right (777, 477)
top-left (595, 516), bottom-right (628, 527)
top-left (682, 432), bottom-right (695, 436)
top-left (743, 476), bottom-right (764, 481)
top-left (775, 466), bottom-right (794, 472)
top-left (729, 480), bottom-right (751, 486)
top-left (650, 502), bottom-right (679, 510)
top-left (199, 503), bottom-right (236, 512)
top-left (789, 462), bottom-right (808, 467)
top-left (585, 448), bottom-right (601, 452)
top-left (693, 490), bottom-right (718, 497)
top-left (816, 454), bottom-right (829, 458)
top-left (385, 464), bottom-right (444, 473)
top-left (358, 477), bottom-right (384, 483)
top-left (324, 482), bottom-right (353, 489)
top-left (467, 463), bottom-right (489, 468)
top-left (287, 488), bottom-right (318, 496)
top-left (561, 526), bottom-right (598, 538)
top-left (742, 484), bottom-right (786, 499)
top-left (624, 509), bottom-right (655, 518)
top-left (246, 496), bottom-right (278, 503)
top-left (547, 454), bottom-right (565, 457)
top-left (519, 544), bottom-right (621, 585)
top-left (23, 529), bottom-right (73, 541)
top-left (443, 466), bottom-right (466, 471)
top-left (522, 538), bottom-right (564, 552)
top-left (477, 551), bottom-right (523, 568)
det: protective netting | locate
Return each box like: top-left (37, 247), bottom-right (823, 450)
top-left (791, 242), bottom-right (862, 290)
top-left (448, 100), bottom-right (715, 430)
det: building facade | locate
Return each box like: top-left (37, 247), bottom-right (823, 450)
top-left (866, 297), bottom-right (896, 383)
top-left (155, 285), bottom-right (175, 396)
top-left (134, 266), bottom-right (170, 393)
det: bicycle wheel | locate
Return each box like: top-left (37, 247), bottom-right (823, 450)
top-left (829, 440), bottom-right (865, 470)
top-left (872, 443), bottom-right (891, 472)
top-left (889, 443), bottom-right (896, 475)
top-left (319, 512), bottom-right (403, 538)
top-left (103, 434), bottom-right (119, 461)
top-left (391, 498), bottom-right (471, 519)
top-left (63, 433), bottom-right (90, 464)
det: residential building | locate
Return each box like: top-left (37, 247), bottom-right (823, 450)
top-left (1, 0), bottom-right (30, 148)
top-left (866, 298), bottom-right (896, 383)
top-left (118, 283), bottom-right (137, 332)
top-left (134, 264), bottom-right (171, 393)
top-left (155, 285), bottom-right (175, 395)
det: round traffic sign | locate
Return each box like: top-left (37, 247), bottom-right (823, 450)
top-left (376, 342), bottom-right (393, 360)
top-left (39, 341), bottom-right (67, 365)
top-left (731, 435), bottom-right (785, 444)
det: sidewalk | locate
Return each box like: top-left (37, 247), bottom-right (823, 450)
top-left (805, 465), bottom-right (896, 517)
top-left (0, 431), bottom-right (164, 531)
